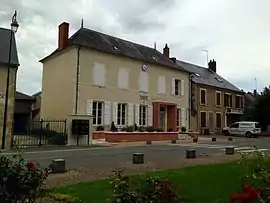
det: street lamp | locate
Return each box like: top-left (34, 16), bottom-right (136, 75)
top-left (1, 11), bottom-right (19, 149)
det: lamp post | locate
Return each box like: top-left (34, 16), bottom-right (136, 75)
top-left (1, 11), bottom-right (19, 149)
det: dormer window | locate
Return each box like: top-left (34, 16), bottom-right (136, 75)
top-left (195, 73), bottom-right (200, 77)
top-left (152, 56), bottom-right (157, 61)
top-left (215, 77), bottom-right (223, 83)
top-left (113, 46), bottom-right (119, 50)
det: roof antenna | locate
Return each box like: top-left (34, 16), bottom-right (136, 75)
top-left (154, 42), bottom-right (157, 50)
top-left (81, 18), bottom-right (84, 28)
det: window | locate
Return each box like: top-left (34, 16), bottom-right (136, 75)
top-left (176, 108), bottom-right (180, 126)
top-left (216, 91), bottom-right (221, 106)
top-left (93, 62), bottom-right (106, 86)
top-left (194, 73), bottom-right (200, 77)
top-left (200, 89), bottom-right (206, 105)
top-left (158, 76), bottom-right (166, 94)
top-left (172, 78), bottom-right (184, 96)
top-left (229, 123), bottom-right (239, 128)
top-left (224, 93), bottom-right (232, 107)
top-left (200, 112), bottom-right (207, 128)
top-left (117, 68), bottom-right (129, 89)
top-left (117, 103), bottom-right (127, 125)
top-left (174, 79), bottom-right (181, 95)
top-left (216, 113), bottom-right (221, 128)
top-left (139, 105), bottom-right (147, 126)
top-left (92, 101), bottom-right (103, 125)
top-left (139, 71), bottom-right (148, 92)
top-left (236, 95), bottom-right (242, 108)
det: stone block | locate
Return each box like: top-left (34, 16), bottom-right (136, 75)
top-left (51, 159), bottom-right (66, 173)
top-left (225, 147), bottom-right (235, 155)
top-left (186, 149), bottom-right (196, 159)
top-left (133, 153), bottom-right (144, 164)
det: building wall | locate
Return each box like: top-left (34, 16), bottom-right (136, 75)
top-left (0, 65), bottom-right (17, 148)
top-left (40, 47), bottom-right (76, 120)
top-left (190, 83), bottom-right (244, 132)
top-left (41, 47), bottom-right (190, 130)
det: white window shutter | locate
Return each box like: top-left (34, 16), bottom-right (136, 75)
top-left (112, 102), bottom-right (118, 123)
top-left (181, 80), bottom-right (184, 96)
top-left (104, 101), bottom-right (111, 125)
top-left (181, 108), bottom-right (186, 127)
top-left (172, 78), bottom-right (175, 95)
top-left (148, 105), bottom-right (153, 126)
top-left (86, 100), bottom-right (93, 115)
top-left (128, 103), bottom-right (134, 125)
top-left (135, 104), bottom-right (140, 125)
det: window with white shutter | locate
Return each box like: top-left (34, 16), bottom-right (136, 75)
top-left (139, 105), bottom-right (147, 126)
top-left (128, 103), bottom-right (134, 125)
top-left (86, 100), bottom-right (93, 115)
top-left (180, 80), bottom-right (184, 96)
top-left (92, 101), bottom-right (104, 125)
top-left (180, 108), bottom-right (186, 127)
top-left (104, 101), bottom-right (111, 126)
top-left (117, 103), bottom-right (127, 126)
top-left (148, 105), bottom-right (153, 126)
top-left (117, 68), bottom-right (129, 89)
top-left (172, 78), bottom-right (175, 95)
top-left (135, 104), bottom-right (140, 125)
top-left (158, 76), bottom-right (166, 94)
top-left (93, 62), bottom-right (106, 86)
top-left (139, 71), bottom-right (148, 92)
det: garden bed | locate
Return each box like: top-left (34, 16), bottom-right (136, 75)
top-left (92, 131), bottom-right (178, 142)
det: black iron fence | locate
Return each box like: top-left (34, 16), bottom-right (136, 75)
top-left (12, 119), bottom-right (67, 148)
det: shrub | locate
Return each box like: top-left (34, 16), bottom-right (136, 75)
top-left (0, 152), bottom-right (49, 203)
top-left (110, 169), bottom-right (181, 203)
top-left (126, 126), bottom-right (134, 132)
top-left (134, 123), bottom-right (138, 131)
top-left (156, 128), bottom-right (164, 132)
top-left (138, 126), bottom-right (146, 132)
top-left (145, 126), bottom-right (154, 132)
top-left (47, 133), bottom-right (67, 145)
top-left (181, 127), bottom-right (186, 132)
top-left (96, 125), bottom-right (104, 131)
top-left (110, 121), bottom-right (118, 132)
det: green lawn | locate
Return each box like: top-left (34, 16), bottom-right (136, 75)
top-left (54, 162), bottom-right (248, 203)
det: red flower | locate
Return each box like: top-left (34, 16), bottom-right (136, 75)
top-left (26, 162), bottom-right (35, 168)
top-left (230, 184), bottom-right (261, 203)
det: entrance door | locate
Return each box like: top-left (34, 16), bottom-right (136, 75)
top-left (159, 107), bottom-right (166, 131)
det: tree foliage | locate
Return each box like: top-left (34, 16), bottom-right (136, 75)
top-left (252, 86), bottom-right (270, 130)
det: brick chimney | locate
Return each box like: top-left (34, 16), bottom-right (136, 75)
top-left (163, 43), bottom-right (170, 58)
top-left (58, 22), bottom-right (69, 50)
top-left (208, 59), bottom-right (217, 72)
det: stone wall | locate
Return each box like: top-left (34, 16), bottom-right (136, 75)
top-left (0, 67), bottom-right (16, 149)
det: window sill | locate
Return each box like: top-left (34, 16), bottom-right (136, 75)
top-left (93, 85), bottom-right (105, 88)
top-left (215, 105), bottom-right (222, 108)
top-left (200, 103), bottom-right (207, 106)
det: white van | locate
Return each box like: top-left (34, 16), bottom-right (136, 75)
top-left (222, 121), bottom-right (261, 137)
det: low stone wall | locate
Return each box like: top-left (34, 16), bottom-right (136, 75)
top-left (92, 131), bottom-right (178, 142)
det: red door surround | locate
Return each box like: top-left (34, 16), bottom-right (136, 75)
top-left (152, 102), bottom-right (177, 132)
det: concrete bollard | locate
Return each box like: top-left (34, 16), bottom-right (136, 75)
top-left (133, 153), bottom-right (144, 164)
top-left (225, 147), bottom-right (235, 155)
top-left (146, 140), bottom-right (152, 145)
top-left (228, 137), bottom-right (233, 141)
top-left (171, 140), bottom-right (177, 144)
top-left (51, 159), bottom-right (66, 173)
top-left (212, 137), bottom-right (216, 141)
top-left (186, 149), bottom-right (196, 159)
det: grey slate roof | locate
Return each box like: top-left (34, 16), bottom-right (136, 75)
top-left (176, 60), bottom-right (242, 93)
top-left (40, 28), bottom-right (188, 73)
top-left (0, 28), bottom-right (19, 66)
top-left (15, 91), bottom-right (35, 101)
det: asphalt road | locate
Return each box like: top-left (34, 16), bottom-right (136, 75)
top-left (2, 136), bottom-right (270, 169)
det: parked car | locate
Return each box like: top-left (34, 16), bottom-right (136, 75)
top-left (222, 121), bottom-right (261, 138)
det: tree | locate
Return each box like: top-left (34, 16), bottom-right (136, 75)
top-left (251, 86), bottom-right (270, 130)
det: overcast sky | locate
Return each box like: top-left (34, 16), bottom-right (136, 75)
top-left (0, 0), bottom-right (269, 95)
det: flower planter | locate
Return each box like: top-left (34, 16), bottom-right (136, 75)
top-left (93, 131), bottom-right (178, 143)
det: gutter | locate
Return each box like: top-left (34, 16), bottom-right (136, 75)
top-left (75, 46), bottom-right (81, 114)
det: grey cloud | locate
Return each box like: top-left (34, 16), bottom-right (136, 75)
top-left (1, 0), bottom-right (270, 94)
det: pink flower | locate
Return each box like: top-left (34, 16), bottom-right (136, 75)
top-left (26, 162), bottom-right (35, 168)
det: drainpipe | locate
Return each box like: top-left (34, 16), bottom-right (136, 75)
top-left (188, 74), bottom-right (194, 131)
top-left (75, 46), bottom-right (81, 115)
